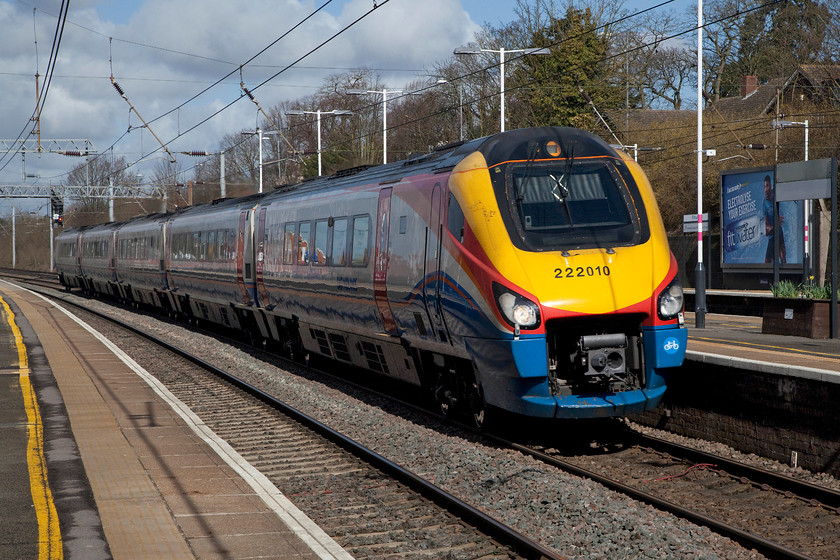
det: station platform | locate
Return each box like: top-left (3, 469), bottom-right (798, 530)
top-left (685, 311), bottom-right (840, 382)
top-left (0, 281), bottom-right (352, 560)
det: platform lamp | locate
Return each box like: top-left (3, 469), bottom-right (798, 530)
top-left (345, 89), bottom-right (403, 165)
top-left (453, 45), bottom-right (550, 133)
top-left (286, 109), bottom-right (352, 176)
top-left (436, 79), bottom-right (464, 141)
top-left (241, 128), bottom-right (281, 193)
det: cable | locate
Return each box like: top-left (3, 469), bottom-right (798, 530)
top-left (0, 0), bottom-right (69, 174)
top-left (91, 0), bottom-right (393, 190)
top-left (119, 0), bottom-right (394, 185)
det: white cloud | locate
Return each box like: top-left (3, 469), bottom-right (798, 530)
top-left (0, 0), bottom-right (483, 186)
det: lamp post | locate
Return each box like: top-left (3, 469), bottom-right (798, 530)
top-left (286, 109), bottom-right (352, 176)
top-left (241, 128), bottom-right (281, 193)
top-left (772, 118), bottom-right (810, 282)
top-left (695, 0), bottom-right (706, 328)
top-left (346, 89), bottom-right (404, 164)
top-left (436, 79), bottom-right (464, 141)
top-left (453, 45), bottom-right (550, 132)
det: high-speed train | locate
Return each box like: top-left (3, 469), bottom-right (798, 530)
top-left (56, 126), bottom-right (687, 425)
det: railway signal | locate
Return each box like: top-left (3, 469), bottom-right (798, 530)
top-left (50, 191), bottom-right (63, 226)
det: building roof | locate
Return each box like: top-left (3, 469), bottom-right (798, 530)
top-left (712, 64), bottom-right (840, 117)
top-left (713, 77), bottom-right (785, 117)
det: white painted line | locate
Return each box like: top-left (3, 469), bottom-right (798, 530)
top-left (16, 285), bottom-right (354, 560)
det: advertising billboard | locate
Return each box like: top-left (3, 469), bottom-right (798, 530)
top-left (721, 167), bottom-right (802, 267)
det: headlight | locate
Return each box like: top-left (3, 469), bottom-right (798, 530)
top-left (658, 276), bottom-right (684, 320)
top-left (493, 282), bottom-right (541, 329)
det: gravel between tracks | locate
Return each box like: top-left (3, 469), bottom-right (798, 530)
top-left (67, 294), bottom-right (840, 560)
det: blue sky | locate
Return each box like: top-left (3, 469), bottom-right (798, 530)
top-left (0, 0), bottom-right (696, 199)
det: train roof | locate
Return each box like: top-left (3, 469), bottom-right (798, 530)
top-left (60, 128), bottom-right (616, 231)
top-left (257, 127), bottom-right (616, 203)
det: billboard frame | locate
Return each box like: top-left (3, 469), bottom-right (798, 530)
top-left (719, 165), bottom-right (803, 274)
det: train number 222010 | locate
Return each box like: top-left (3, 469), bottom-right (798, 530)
top-left (554, 265), bottom-right (610, 279)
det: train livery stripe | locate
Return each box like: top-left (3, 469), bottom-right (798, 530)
top-left (0, 295), bottom-right (63, 560)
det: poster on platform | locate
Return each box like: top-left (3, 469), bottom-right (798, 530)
top-left (720, 168), bottom-right (802, 267)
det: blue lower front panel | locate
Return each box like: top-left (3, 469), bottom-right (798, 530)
top-left (465, 324), bottom-right (686, 419)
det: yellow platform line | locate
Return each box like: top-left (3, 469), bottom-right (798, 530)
top-left (1, 296), bottom-right (62, 559)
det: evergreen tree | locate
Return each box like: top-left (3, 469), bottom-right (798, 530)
top-left (510, 6), bottom-right (622, 131)
top-left (718, 0), bottom-right (829, 97)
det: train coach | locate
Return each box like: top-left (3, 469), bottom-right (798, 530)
top-left (57, 126), bottom-right (686, 426)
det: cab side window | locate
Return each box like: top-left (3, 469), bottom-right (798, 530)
top-left (447, 193), bottom-right (465, 243)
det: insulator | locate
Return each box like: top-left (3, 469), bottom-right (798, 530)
top-left (188, 151), bottom-right (206, 156)
top-left (112, 80), bottom-right (126, 96)
top-left (745, 143), bottom-right (768, 150)
top-left (63, 150), bottom-right (82, 156)
top-left (243, 87), bottom-right (255, 101)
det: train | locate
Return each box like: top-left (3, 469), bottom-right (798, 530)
top-left (55, 126), bottom-right (687, 426)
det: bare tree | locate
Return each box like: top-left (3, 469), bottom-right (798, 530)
top-left (645, 45), bottom-right (696, 110)
top-left (63, 155), bottom-right (131, 224)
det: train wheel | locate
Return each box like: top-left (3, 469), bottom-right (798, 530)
top-left (435, 385), bottom-right (456, 418)
top-left (469, 383), bottom-right (493, 430)
top-left (287, 340), bottom-right (309, 365)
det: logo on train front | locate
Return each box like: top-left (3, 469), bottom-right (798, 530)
top-left (663, 337), bottom-right (680, 354)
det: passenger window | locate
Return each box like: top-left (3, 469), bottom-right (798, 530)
top-left (332, 218), bottom-right (348, 266)
top-left (313, 220), bottom-right (328, 265)
top-left (227, 230), bottom-right (237, 260)
top-left (298, 222), bottom-right (310, 264)
top-left (207, 231), bottom-right (216, 260)
top-left (351, 215), bottom-right (370, 266)
top-left (283, 223), bottom-right (296, 265)
top-left (194, 232), bottom-right (202, 260)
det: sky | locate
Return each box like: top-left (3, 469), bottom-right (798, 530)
top-left (0, 0), bottom-right (693, 217)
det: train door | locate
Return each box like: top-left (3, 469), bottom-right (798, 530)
top-left (236, 210), bottom-right (254, 305)
top-left (374, 188), bottom-right (399, 335)
top-left (109, 231), bottom-right (118, 283)
top-left (423, 183), bottom-right (450, 342)
top-left (74, 233), bottom-right (82, 277)
top-left (158, 221), bottom-right (169, 289)
top-left (254, 207), bottom-right (271, 308)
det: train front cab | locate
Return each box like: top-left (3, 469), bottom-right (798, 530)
top-left (442, 127), bottom-right (687, 420)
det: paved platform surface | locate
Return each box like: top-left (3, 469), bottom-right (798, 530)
top-left (685, 311), bottom-right (840, 381)
top-left (0, 281), bottom-right (352, 560)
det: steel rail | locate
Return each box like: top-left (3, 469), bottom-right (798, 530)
top-left (26, 284), bottom-right (563, 560)
top-left (627, 430), bottom-right (840, 511)
top-left (494, 434), bottom-right (817, 560)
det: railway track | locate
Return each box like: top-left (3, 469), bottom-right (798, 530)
top-left (0, 268), bottom-right (62, 291)
top-left (14, 280), bottom-right (559, 560)
top-left (6, 272), bottom-right (840, 559)
top-left (508, 432), bottom-right (840, 560)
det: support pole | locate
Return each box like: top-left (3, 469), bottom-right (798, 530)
top-left (831, 159), bottom-right (837, 338)
top-left (108, 178), bottom-right (115, 223)
top-left (220, 152), bottom-right (226, 199)
top-left (694, 0), bottom-right (706, 328)
top-left (500, 47), bottom-right (506, 133)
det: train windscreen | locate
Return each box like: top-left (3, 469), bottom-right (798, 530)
top-left (507, 159), bottom-right (641, 250)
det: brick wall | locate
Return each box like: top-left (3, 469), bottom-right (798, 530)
top-left (631, 358), bottom-right (840, 476)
